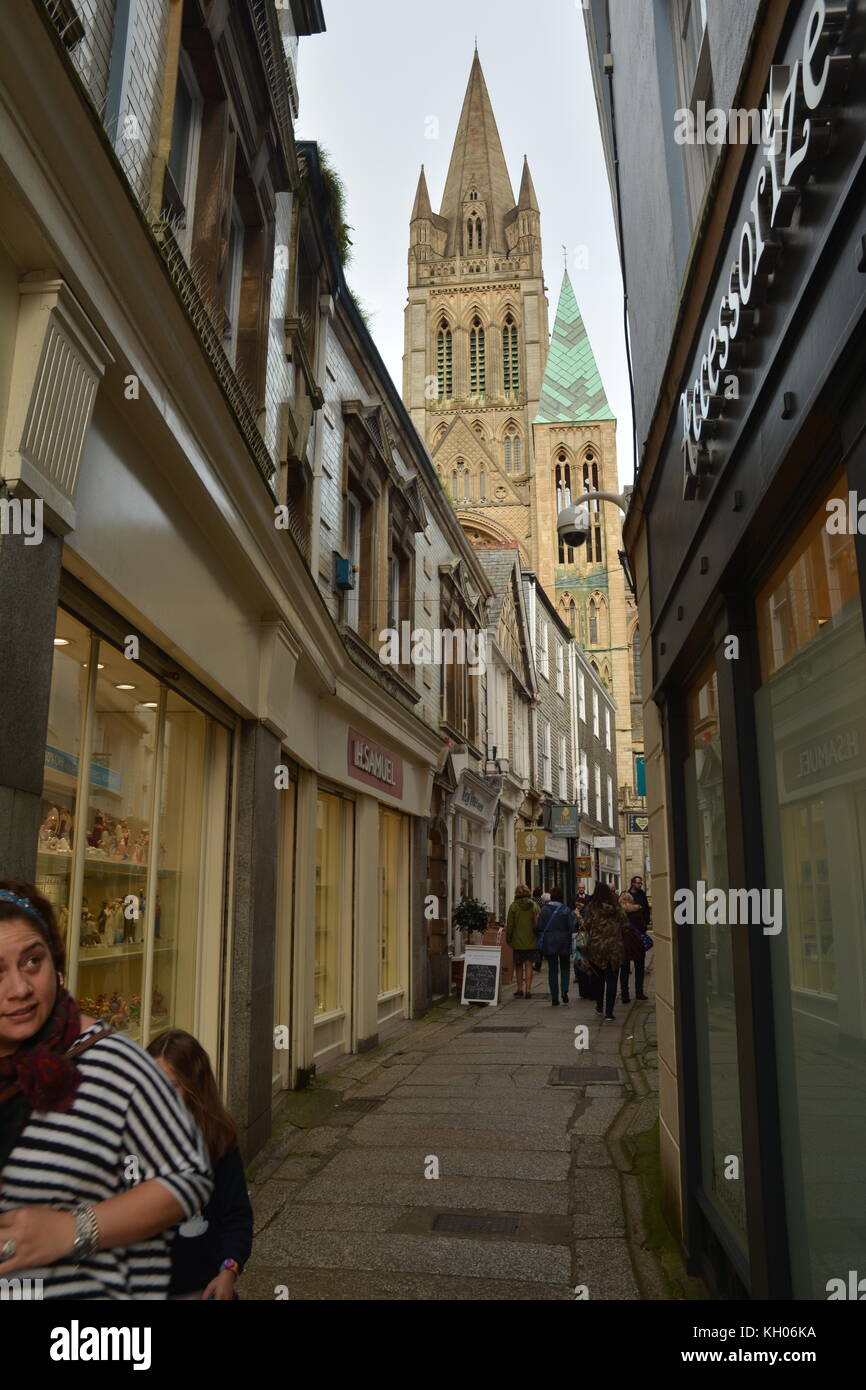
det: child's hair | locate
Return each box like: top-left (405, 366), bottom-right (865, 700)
top-left (147, 1028), bottom-right (237, 1164)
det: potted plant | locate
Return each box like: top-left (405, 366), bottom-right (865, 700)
top-left (453, 895), bottom-right (490, 945)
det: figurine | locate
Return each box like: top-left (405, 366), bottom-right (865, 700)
top-left (88, 811), bottom-right (107, 848)
top-left (151, 990), bottom-right (167, 1016)
top-left (38, 807), bottom-right (60, 846)
top-left (115, 820), bottom-right (130, 860)
top-left (133, 830), bottom-right (149, 865)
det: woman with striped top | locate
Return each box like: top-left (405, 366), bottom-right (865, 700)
top-left (0, 880), bottom-right (212, 1299)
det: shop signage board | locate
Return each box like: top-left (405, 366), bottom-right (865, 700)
top-left (550, 804), bottom-right (579, 836)
top-left (627, 814), bottom-right (650, 834)
top-left (461, 945), bottom-right (502, 1005)
top-left (45, 745), bottom-right (122, 794)
top-left (516, 828), bottom-right (545, 859)
top-left (782, 716), bottom-right (866, 793)
top-left (347, 728), bottom-right (404, 797)
top-left (575, 856), bottom-right (592, 877)
top-left (594, 836), bottom-right (617, 849)
top-left (545, 836), bottom-right (568, 863)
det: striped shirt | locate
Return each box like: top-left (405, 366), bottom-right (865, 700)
top-left (0, 1025), bottom-right (212, 1299)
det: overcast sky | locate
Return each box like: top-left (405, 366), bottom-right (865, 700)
top-left (297, 0), bottom-right (634, 481)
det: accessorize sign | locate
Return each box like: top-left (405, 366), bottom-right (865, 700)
top-left (681, 0), bottom-right (852, 498)
top-left (347, 728), bottom-right (404, 797)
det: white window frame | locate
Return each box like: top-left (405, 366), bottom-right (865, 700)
top-left (345, 493), bottom-right (361, 632)
top-left (604, 707), bottom-right (611, 751)
top-left (578, 670), bottom-right (586, 722)
top-left (539, 621), bottom-right (549, 680)
top-left (579, 750), bottom-right (588, 812)
top-left (167, 49), bottom-right (203, 259)
top-left (607, 775), bottom-right (614, 830)
top-left (555, 643), bottom-right (564, 696)
top-left (541, 719), bottom-right (552, 791)
top-left (594, 765), bottom-right (602, 821)
top-left (592, 689), bottom-right (599, 739)
top-left (222, 199), bottom-right (245, 366)
top-left (558, 734), bottom-right (567, 798)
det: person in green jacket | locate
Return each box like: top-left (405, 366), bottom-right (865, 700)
top-left (506, 884), bottom-right (540, 998)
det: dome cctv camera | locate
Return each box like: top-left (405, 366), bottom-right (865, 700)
top-left (557, 503), bottom-right (591, 549)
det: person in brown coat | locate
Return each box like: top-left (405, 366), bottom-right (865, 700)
top-left (583, 883), bottom-right (628, 1021)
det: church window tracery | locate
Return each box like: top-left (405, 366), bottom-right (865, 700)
top-left (469, 316), bottom-right (486, 394)
top-left (503, 426), bottom-right (521, 476)
top-left (437, 319), bottom-right (453, 400)
top-left (582, 455), bottom-right (603, 562)
top-left (502, 314), bottom-right (519, 392)
top-left (556, 455), bottom-right (574, 564)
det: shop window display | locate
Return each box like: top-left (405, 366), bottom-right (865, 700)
top-left (315, 790), bottom-right (351, 1016)
top-left (36, 613), bottom-right (228, 1045)
top-left (378, 808), bottom-right (407, 995)
top-left (755, 472), bottom-right (866, 1296)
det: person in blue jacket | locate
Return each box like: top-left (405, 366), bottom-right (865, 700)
top-left (148, 1028), bottom-right (253, 1300)
top-left (537, 886), bottom-right (576, 1006)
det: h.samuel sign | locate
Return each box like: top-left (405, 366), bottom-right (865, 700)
top-left (681, 0), bottom-right (853, 499)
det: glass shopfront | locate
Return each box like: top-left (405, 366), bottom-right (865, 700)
top-left (684, 662), bottom-right (747, 1250)
top-left (494, 813), bottom-right (508, 924)
top-left (378, 807), bottom-right (408, 996)
top-left (37, 609), bottom-right (231, 1046)
top-left (314, 789), bottom-right (353, 1016)
top-left (755, 473), bottom-right (866, 1297)
top-left (454, 813), bottom-right (484, 900)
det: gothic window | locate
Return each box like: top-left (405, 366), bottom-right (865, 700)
top-left (559, 593), bottom-right (576, 635)
top-left (479, 469), bottom-right (486, 500)
top-left (502, 314), bottom-right (519, 392)
top-left (503, 426), bottom-right (521, 476)
top-left (582, 454), bottom-right (603, 562)
top-left (588, 597), bottom-right (599, 645)
top-left (437, 319), bottom-right (453, 400)
top-left (466, 215), bottom-right (483, 253)
top-left (556, 455), bottom-right (574, 564)
top-left (469, 317), bottom-right (486, 394)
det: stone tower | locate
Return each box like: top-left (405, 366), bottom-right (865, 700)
top-left (402, 50), bottom-right (549, 562)
top-left (532, 270), bottom-right (641, 873)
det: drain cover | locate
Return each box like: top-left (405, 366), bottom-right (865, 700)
top-left (432, 1213), bottom-right (519, 1235)
top-left (472, 1026), bottom-right (530, 1034)
top-left (551, 1066), bottom-right (620, 1086)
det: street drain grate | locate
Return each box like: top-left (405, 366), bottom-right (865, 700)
top-left (551, 1066), bottom-right (620, 1086)
top-left (472, 1026), bottom-right (530, 1034)
top-left (432, 1213), bottom-right (519, 1236)
top-left (339, 1097), bottom-right (382, 1111)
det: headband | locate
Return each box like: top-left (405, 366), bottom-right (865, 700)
top-left (0, 890), bottom-right (50, 934)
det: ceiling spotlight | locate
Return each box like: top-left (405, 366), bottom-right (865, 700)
top-left (53, 637), bottom-right (70, 646)
top-left (116, 683), bottom-right (136, 691)
top-left (141, 701), bottom-right (158, 709)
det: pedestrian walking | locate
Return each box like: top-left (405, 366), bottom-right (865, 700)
top-left (618, 888), bottom-right (649, 1003)
top-left (148, 1029), bottom-right (253, 1301)
top-left (0, 881), bottom-right (212, 1298)
top-left (506, 884), bottom-right (540, 998)
top-left (583, 882), bottom-right (628, 1021)
top-left (628, 876), bottom-right (651, 925)
top-left (537, 886), bottom-right (576, 1007)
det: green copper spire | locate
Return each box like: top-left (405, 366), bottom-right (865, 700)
top-left (534, 271), bottom-right (614, 424)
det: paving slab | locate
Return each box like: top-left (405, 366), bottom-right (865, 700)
top-left (348, 1122), bottom-right (573, 1152)
top-left (572, 1238), bottom-right (641, 1300)
top-left (251, 1230), bottom-right (571, 1284)
top-left (295, 1173), bottom-right (570, 1215)
top-left (239, 1264), bottom-right (572, 1301)
top-left (569, 1099), bottom-right (624, 1136)
top-left (325, 1147), bottom-right (572, 1182)
top-left (251, 1180), bottom-right (301, 1236)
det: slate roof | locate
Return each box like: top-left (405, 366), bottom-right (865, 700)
top-left (475, 547), bottom-right (521, 627)
top-left (534, 271), bottom-right (614, 424)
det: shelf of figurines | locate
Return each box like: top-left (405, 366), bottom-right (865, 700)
top-left (77, 990), bottom-right (172, 1037)
top-left (38, 806), bottom-right (171, 871)
top-left (37, 850), bottom-right (178, 877)
top-left (78, 942), bottom-right (176, 965)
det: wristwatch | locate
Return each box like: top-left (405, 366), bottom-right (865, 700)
top-left (221, 1258), bottom-right (240, 1276)
top-left (71, 1204), bottom-right (100, 1265)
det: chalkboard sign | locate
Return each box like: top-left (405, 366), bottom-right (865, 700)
top-left (461, 946), bottom-right (502, 1005)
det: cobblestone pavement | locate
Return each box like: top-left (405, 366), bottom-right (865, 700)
top-left (243, 969), bottom-right (707, 1301)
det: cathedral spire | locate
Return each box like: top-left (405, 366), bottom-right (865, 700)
top-left (517, 155), bottom-right (539, 212)
top-left (438, 51), bottom-right (516, 255)
top-left (534, 271), bottom-right (614, 424)
top-left (411, 165), bottom-right (433, 221)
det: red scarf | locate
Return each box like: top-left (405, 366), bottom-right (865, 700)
top-left (0, 987), bottom-right (84, 1112)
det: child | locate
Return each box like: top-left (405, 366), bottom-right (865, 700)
top-left (147, 1028), bottom-right (253, 1300)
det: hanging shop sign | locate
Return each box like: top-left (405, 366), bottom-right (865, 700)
top-left (347, 728), bottom-right (404, 797)
top-left (549, 803), bottom-right (579, 837)
top-left (680, 0), bottom-right (853, 498)
top-left (516, 828), bottom-right (545, 860)
top-left (575, 856), bottom-right (592, 877)
top-left (627, 814), bottom-right (650, 833)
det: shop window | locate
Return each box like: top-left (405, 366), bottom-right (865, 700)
top-left (315, 790), bottom-right (352, 1016)
top-left (378, 808), bottom-right (408, 995)
top-left (754, 473), bottom-right (866, 1295)
top-left (37, 615), bottom-right (229, 1046)
top-left (454, 814), bottom-right (483, 903)
top-left (684, 659), bottom-right (747, 1249)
